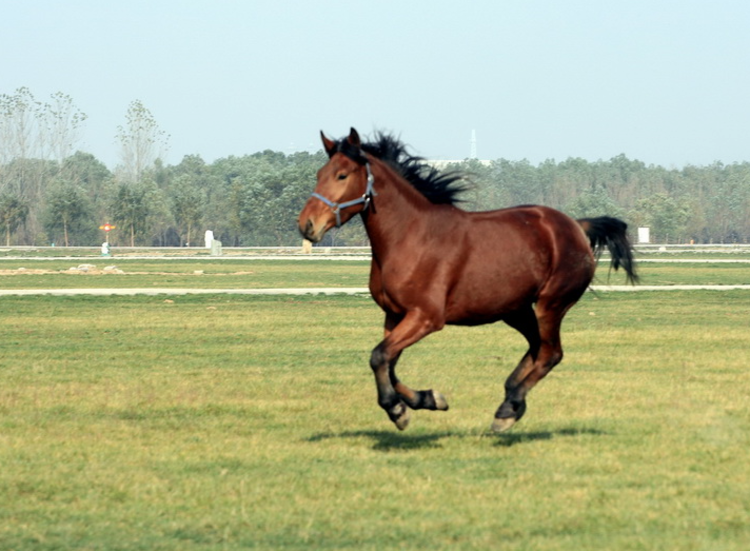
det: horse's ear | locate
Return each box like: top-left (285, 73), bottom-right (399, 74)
top-left (347, 127), bottom-right (361, 148)
top-left (321, 131), bottom-right (336, 157)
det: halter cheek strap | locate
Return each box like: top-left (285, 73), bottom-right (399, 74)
top-left (310, 162), bottom-right (376, 227)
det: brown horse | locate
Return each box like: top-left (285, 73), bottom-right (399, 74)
top-left (298, 128), bottom-right (637, 432)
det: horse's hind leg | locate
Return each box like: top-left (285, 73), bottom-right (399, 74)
top-left (492, 306), bottom-right (540, 432)
top-left (493, 304), bottom-right (565, 432)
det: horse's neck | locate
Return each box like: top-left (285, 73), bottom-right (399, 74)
top-left (363, 160), bottom-right (434, 260)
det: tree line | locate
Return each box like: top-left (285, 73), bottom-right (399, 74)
top-left (1, 87), bottom-right (749, 248)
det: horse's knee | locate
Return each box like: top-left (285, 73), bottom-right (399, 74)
top-left (370, 345), bottom-right (388, 371)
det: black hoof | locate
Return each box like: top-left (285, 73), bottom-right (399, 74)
top-left (420, 389), bottom-right (449, 411)
top-left (492, 399), bottom-right (526, 433)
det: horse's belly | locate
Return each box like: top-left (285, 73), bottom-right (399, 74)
top-left (444, 274), bottom-right (539, 326)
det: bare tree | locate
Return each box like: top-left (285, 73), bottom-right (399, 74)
top-left (0, 87), bottom-right (42, 167)
top-left (0, 88), bottom-right (87, 244)
top-left (43, 92), bottom-right (88, 167)
top-left (115, 100), bottom-right (169, 183)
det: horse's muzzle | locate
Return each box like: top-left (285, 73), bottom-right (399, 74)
top-left (299, 217), bottom-right (325, 243)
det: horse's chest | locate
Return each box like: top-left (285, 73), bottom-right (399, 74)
top-left (368, 262), bottom-right (425, 314)
top-left (369, 278), bottom-right (407, 315)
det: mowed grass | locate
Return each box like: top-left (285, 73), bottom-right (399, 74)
top-left (1, 290), bottom-right (749, 550)
top-left (633, 262), bottom-right (750, 285)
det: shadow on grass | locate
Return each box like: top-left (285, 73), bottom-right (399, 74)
top-left (307, 430), bottom-right (453, 451)
top-left (492, 427), bottom-right (608, 448)
top-left (307, 426), bottom-right (608, 452)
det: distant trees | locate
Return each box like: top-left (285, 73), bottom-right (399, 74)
top-left (43, 181), bottom-right (92, 246)
top-left (0, 192), bottom-right (29, 246)
top-left (45, 91), bottom-right (88, 164)
top-left (466, 157), bottom-right (750, 244)
top-left (1, 87), bottom-right (750, 247)
top-left (115, 100), bottom-right (169, 184)
top-left (170, 174), bottom-right (204, 246)
top-left (205, 150), bottom-right (328, 246)
top-left (4, 143), bottom-right (750, 247)
top-left (629, 193), bottom-right (692, 244)
top-left (109, 182), bottom-right (161, 247)
top-left (0, 87), bottom-right (89, 244)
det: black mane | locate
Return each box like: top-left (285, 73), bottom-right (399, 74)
top-left (336, 132), bottom-right (467, 206)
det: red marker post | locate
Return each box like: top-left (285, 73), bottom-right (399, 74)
top-left (99, 223), bottom-right (116, 256)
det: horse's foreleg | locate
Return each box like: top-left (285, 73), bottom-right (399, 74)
top-left (371, 310), bottom-right (444, 430)
top-left (386, 349), bottom-right (449, 412)
top-left (391, 359), bottom-right (450, 412)
top-left (370, 344), bottom-right (411, 430)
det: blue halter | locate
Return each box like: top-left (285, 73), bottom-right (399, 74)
top-left (310, 162), bottom-right (376, 227)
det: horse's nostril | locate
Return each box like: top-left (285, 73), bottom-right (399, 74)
top-left (300, 219), bottom-right (316, 241)
top-left (303, 219), bottom-right (315, 239)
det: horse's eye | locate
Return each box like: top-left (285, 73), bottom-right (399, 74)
top-left (337, 173), bottom-right (348, 181)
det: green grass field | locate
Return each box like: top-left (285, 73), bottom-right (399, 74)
top-left (1, 275), bottom-right (749, 549)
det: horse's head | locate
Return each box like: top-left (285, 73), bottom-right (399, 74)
top-left (298, 127), bottom-right (375, 243)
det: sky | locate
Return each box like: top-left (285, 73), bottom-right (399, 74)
top-left (2, 0), bottom-right (749, 169)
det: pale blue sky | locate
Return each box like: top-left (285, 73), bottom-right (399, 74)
top-left (2, 0), bottom-right (749, 168)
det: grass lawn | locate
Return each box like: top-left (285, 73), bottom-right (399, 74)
top-left (1, 290), bottom-right (749, 549)
top-left (632, 262), bottom-right (750, 286)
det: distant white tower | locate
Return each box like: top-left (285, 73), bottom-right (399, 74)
top-left (470, 129), bottom-right (477, 159)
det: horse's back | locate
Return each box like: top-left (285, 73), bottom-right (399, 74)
top-left (459, 205), bottom-right (592, 270)
top-left (440, 205), bottom-right (595, 323)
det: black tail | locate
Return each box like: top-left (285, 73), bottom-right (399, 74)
top-left (578, 217), bottom-right (639, 284)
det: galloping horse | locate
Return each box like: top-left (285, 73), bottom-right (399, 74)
top-left (298, 128), bottom-right (637, 432)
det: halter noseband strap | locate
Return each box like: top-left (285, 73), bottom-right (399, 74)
top-left (310, 162), bottom-right (376, 228)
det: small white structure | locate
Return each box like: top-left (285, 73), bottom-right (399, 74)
top-left (204, 230), bottom-right (214, 249)
top-left (638, 227), bottom-right (650, 244)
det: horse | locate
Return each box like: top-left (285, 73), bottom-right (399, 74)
top-left (298, 128), bottom-right (638, 432)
